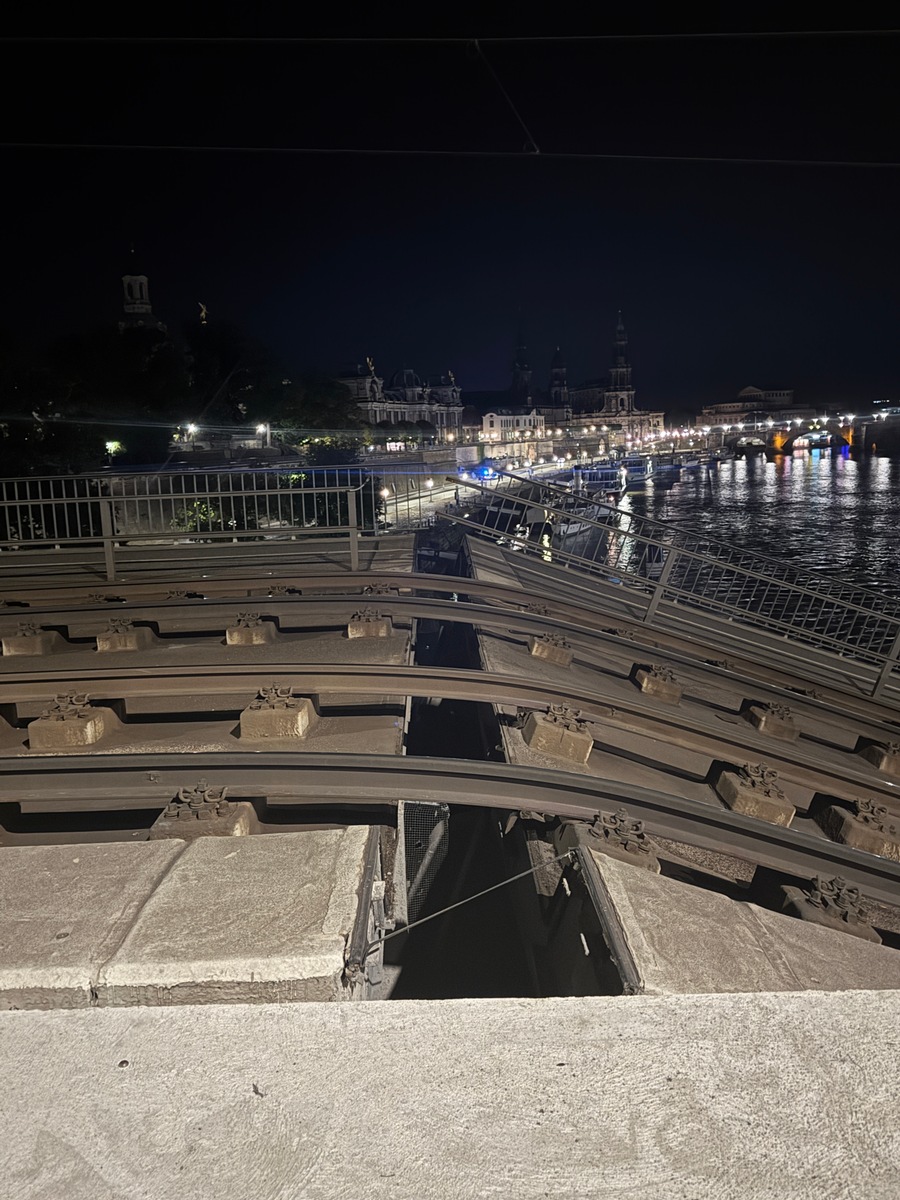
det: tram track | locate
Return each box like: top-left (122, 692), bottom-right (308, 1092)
top-left (2, 751), bottom-right (899, 906)
top-left (4, 594), bottom-right (900, 736)
top-left (0, 660), bottom-right (896, 812)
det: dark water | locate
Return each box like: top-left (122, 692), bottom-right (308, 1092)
top-left (619, 449), bottom-right (900, 599)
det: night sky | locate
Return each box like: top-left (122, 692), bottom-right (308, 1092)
top-left (1, 25), bottom-right (897, 412)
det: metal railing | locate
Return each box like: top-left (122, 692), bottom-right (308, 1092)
top-left (451, 471), bottom-right (900, 699)
top-left (0, 466), bottom-right (388, 579)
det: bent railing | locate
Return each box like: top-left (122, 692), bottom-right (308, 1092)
top-left (450, 472), bottom-right (900, 699)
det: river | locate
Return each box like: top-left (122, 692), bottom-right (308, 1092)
top-left (618, 448), bottom-right (900, 599)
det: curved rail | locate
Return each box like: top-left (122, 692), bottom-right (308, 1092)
top-left (4, 752), bottom-right (899, 906)
top-left (3, 578), bottom-right (897, 720)
top-left (0, 661), bottom-right (894, 805)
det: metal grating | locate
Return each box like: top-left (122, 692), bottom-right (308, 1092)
top-left (403, 801), bottom-right (450, 922)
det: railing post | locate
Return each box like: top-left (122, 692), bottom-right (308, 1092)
top-left (872, 625), bottom-right (900, 699)
top-left (643, 545), bottom-right (677, 625)
top-left (347, 488), bottom-right (359, 572)
top-left (99, 496), bottom-right (117, 582)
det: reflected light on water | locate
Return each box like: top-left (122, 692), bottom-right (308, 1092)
top-left (624, 450), bottom-right (900, 597)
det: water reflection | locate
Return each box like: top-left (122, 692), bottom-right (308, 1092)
top-left (622, 450), bottom-right (900, 597)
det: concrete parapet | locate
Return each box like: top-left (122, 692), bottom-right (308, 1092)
top-left (816, 800), bottom-right (900, 862)
top-left (0, 828), bottom-right (371, 1010)
top-left (586, 851), bottom-right (900, 995)
top-left (2, 623), bottom-right (65, 657)
top-left (522, 705), bottom-right (593, 765)
top-left (528, 633), bottom-right (573, 668)
top-left (239, 685), bottom-right (316, 740)
top-left (780, 876), bottom-right (882, 943)
top-left (28, 694), bottom-right (116, 751)
top-left (347, 608), bottom-right (392, 638)
top-left (858, 740), bottom-right (900, 777)
top-left (3, 991), bottom-right (900, 1197)
top-left (744, 702), bottom-right (799, 742)
top-left (714, 762), bottom-right (795, 827)
top-left (633, 663), bottom-right (682, 704)
top-left (96, 619), bottom-right (156, 653)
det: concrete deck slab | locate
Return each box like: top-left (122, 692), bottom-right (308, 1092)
top-left (1, 990), bottom-right (898, 1199)
top-left (0, 842), bottom-right (186, 1009)
top-left (0, 830), bottom-right (371, 1009)
top-left (97, 829), bottom-right (369, 1006)
top-left (594, 851), bottom-right (900, 994)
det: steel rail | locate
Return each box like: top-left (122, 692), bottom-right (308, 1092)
top-left (0, 587), bottom-right (866, 686)
top-left (0, 596), bottom-right (882, 740)
top-left (490, 548), bottom-right (897, 704)
top-left (0, 548), bottom-right (891, 668)
top-left (3, 578), bottom-right (897, 720)
top-left (3, 752), bottom-right (899, 906)
top-left (1, 662), bottom-right (897, 810)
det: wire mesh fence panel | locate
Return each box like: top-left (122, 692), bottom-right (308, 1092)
top-left (403, 801), bottom-right (450, 923)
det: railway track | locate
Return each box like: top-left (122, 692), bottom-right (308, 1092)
top-left (4, 572), bottom-right (897, 717)
top-left (0, 659), bottom-right (896, 811)
top-left (2, 752), bottom-right (899, 906)
top-left (4, 538), bottom-right (900, 945)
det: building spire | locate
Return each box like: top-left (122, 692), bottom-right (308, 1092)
top-left (549, 345), bottom-right (568, 407)
top-left (511, 315), bottom-right (532, 403)
top-left (119, 253), bottom-right (166, 335)
top-left (605, 310), bottom-right (634, 414)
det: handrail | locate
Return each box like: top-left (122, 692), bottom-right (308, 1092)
top-left (448, 476), bottom-right (900, 698)
top-left (0, 476), bottom-right (370, 579)
top-left (486, 469), bottom-right (900, 613)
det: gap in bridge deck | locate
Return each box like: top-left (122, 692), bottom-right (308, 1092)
top-left (388, 806), bottom-right (537, 1000)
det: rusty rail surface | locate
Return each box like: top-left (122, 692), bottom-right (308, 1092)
top-left (1, 661), bottom-right (898, 817)
top-left (2, 582), bottom-right (897, 721)
top-left (3, 752), bottom-right (899, 906)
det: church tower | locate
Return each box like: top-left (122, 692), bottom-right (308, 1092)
top-left (119, 253), bottom-right (166, 334)
top-left (510, 319), bottom-right (532, 404)
top-left (549, 346), bottom-right (568, 407)
top-left (605, 311), bottom-right (634, 413)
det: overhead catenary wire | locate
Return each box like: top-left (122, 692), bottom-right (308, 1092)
top-left (3, 31), bottom-right (898, 43)
top-left (472, 39), bottom-right (540, 154)
top-left (1, 141), bottom-right (897, 169)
